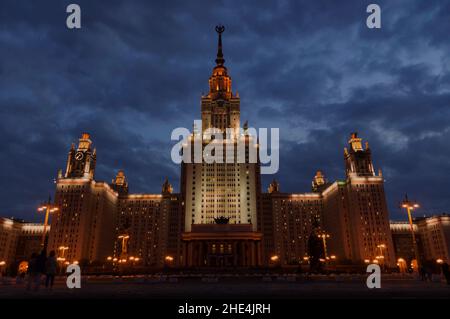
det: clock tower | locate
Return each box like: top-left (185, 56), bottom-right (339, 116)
top-left (64, 133), bottom-right (97, 179)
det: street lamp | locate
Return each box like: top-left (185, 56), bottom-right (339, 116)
top-left (118, 234), bottom-right (130, 259)
top-left (37, 196), bottom-right (59, 246)
top-left (401, 194), bottom-right (420, 270)
top-left (58, 246), bottom-right (69, 258)
top-left (318, 232), bottom-right (331, 260)
top-left (57, 246), bottom-right (69, 274)
top-left (165, 255), bottom-right (174, 265)
top-left (377, 244), bottom-right (386, 256)
top-left (106, 256), bottom-right (115, 268)
top-left (57, 257), bottom-right (66, 274)
top-left (377, 244), bottom-right (386, 270)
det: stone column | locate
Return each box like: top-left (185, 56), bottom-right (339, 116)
top-left (244, 241), bottom-right (248, 266)
top-left (198, 242), bottom-right (203, 266)
top-left (233, 242), bottom-right (238, 266)
top-left (187, 241), bottom-right (193, 267)
top-left (250, 241), bottom-right (256, 266)
top-left (256, 241), bottom-right (262, 266)
top-left (182, 242), bottom-right (187, 267)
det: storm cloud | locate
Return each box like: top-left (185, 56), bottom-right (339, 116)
top-left (0, 0), bottom-right (449, 221)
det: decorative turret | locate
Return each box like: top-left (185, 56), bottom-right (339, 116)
top-left (64, 133), bottom-right (96, 179)
top-left (162, 178), bottom-right (173, 195)
top-left (312, 170), bottom-right (329, 192)
top-left (348, 132), bottom-right (363, 152)
top-left (268, 179), bottom-right (280, 194)
top-left (111, 170), bottom-right (129, 195)
top-left (344, 132), bottom-right (376, 177)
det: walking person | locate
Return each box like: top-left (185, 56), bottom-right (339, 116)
top-left (34, 249), bottom-right (47, 291)
top-left (425, 263), bottom-right (433, 282)
top-left (419, 266), bottom-right (426, 281)
top-left (45, 250), bottom-right (57, 290)
top-left (442, 262), bottom-right (450, 285)
top-left (26, 253), bottom-right (38, 291)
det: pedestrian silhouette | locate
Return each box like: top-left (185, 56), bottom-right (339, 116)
top-left (26, 253), bottom-right (39, 291)
top-left (45, 250), bottom-right (57, 290)
top-left (442, 262), bottom-right (450, 285)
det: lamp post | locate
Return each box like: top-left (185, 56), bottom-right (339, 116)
top-left (131, 256), bottom-right (140, 267)
top-left (56, 257), bottom-right (65, 274)
top-left (37, 196), bottom-right (59, 247)
top-left (401, 194), bottom-right (420, 270)
top-left (318, 232), bottom-right (330, 260)
top-left (165, 255), bottom-right (174, 267)
top-left (377, 244), bottom-right (386, 270)
top-left (57, 246), bottom-right (69, 274)
top-left (303, 255), bottom-right (310, 265)
top-left (106, 256), bottom-right (118, 272)
top-left (118, 234), bottom-right (130, 257)
top-left (58, 246), bottom-right (69, 259)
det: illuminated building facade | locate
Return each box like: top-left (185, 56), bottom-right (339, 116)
top-left (48, 135), bottom-right (183, 267)
top-left (48, 134), bottom-right (118, 264)
top-left (180, 26), bottom-right (262, 267)
top-left (390, 221), bottom-right (422, 266)
top-left (260, 186), bottom-right (323, 265)
top-left (0, 217), bottom-right (48, 269)
top-left (391, 214), bottom-right (450, 265)
top-left (259, 134), bottom-right (396, 268)
top-left (322, 134), bottom-right (396, 267)
top-left (113, 174), bottom-right (184, 267)
top-left (43, 26), bottom-right (401, 269)
top-left (416, 214), bottom-right (450, 263)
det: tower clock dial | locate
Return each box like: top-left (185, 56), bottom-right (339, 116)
top-left (75, 151), bottom-right (84, 161)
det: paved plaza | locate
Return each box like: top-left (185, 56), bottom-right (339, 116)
top-left (0, 274), bottom-right (449, 299)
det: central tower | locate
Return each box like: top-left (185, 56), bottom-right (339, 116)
top-left (182, 26), bottom-right (260, 233)
top-left (200, 25), bottom-right (241, 135)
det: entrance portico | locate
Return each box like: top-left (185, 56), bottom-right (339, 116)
top-left (182, 224), bottom-right (263, 267)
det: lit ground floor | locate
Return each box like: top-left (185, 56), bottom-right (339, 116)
top-left (181, 224), bottom-right (263, 267)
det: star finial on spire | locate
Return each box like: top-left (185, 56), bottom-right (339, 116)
top-left (215, 25), bottom-right (225, 66)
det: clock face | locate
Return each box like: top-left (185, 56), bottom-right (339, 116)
top-left (75, 152), bottom-right (84, 161)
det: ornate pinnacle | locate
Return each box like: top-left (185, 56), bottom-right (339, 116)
top-left (215, 25), bottom-right (225, 66)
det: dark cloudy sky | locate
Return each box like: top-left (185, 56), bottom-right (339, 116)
top-left (1, 0), bottom-right (449, 222)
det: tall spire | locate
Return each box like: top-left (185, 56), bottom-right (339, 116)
top-left (207, 25), bottom-right (232, 100)
top-left (215, 25), bottom-right (225, 66)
